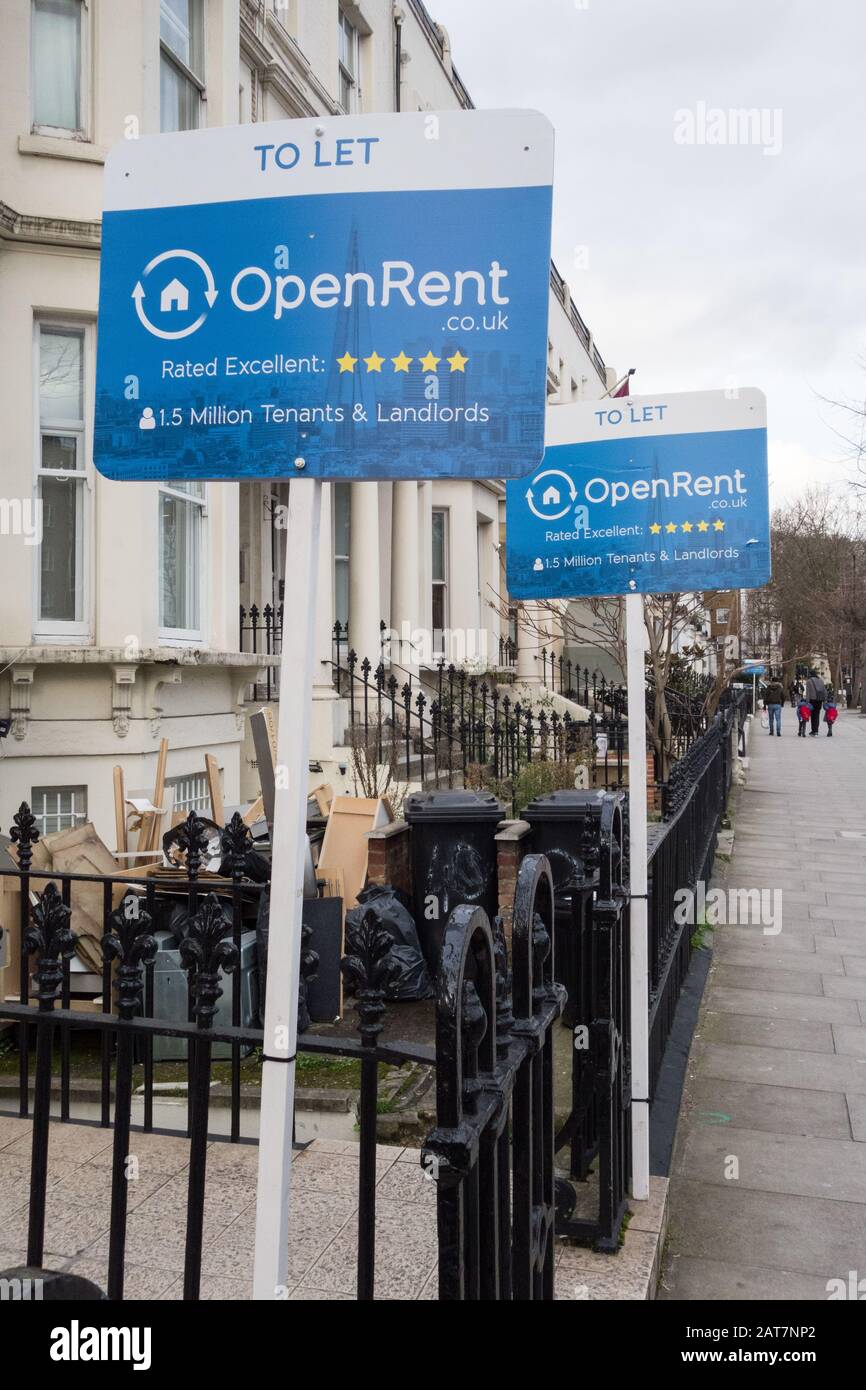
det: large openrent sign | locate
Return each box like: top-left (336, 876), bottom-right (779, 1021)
top-left (93, 110), bottom-right (553, 482)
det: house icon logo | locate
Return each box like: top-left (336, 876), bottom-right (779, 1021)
top-left (132, 249), bottom-right (218, 341)
top-left (160, 277), bottom-right (189, 313)
top-left (542, 485), bottom-right (561, 506)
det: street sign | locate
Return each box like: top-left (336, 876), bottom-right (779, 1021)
top-left (506, 389), bottom-right (770, 598)
top-left (94, 110), bottom-right (553, 482)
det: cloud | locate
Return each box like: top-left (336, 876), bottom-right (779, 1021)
top-left (431, 0), bottom-right (866, 508)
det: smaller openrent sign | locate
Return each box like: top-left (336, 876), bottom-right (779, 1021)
top-left (506, 389), bottom-right (770, 598)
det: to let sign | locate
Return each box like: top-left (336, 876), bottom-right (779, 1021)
top-left (506, 389), bottom-right (770, 598)
top-left (94, 110), bottom-right (553, 482)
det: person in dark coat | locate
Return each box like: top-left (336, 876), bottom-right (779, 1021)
top-left (762, 676), bottom-right (785, 736)
top-left (805, 670), bottom-right (827, 735)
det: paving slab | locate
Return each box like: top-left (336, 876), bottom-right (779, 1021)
top-left (699, 1011), bottom-right (834, 1053)
top-left (684, 1076), bottom-right (851, 1139)
top-left (708, 984), bottom-right (861, 1024)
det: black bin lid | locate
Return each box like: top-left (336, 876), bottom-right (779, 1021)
top-left (404, 789), bottom-right (505, 824)
top-left (522, 789), bottom-right (606, 821)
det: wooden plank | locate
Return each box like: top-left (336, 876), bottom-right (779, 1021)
top-left (147, 738), bottom-right (169, 851)
top-left (249, 707), bottom-right (279, 829)
top-left (205, 754), bottom-right (225, 826)
top-left (241, 795), bottom-right (264, 828)
top-left (113, 766), bottom-right (127, 855)
top-left (317, 796), bottom-right (392, 909)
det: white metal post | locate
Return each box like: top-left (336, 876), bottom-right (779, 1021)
top-left (252, 477), bottom-right (322, 1299)
top-left (625, 590), bottom-right (650, 1200)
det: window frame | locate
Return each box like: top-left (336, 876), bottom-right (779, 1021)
top-left (30, 0), bottom-right (89, 140)
top-left (165, 770), bottom-right (211, 815)
top-left (30, 784), bottom-right (88, 837)
top-left (158, 479), bottom-right (207, 643)
top-left (159, 0), bottom-right (206, 134)
top-left (32, 318), bottom-right (93, 641)
top-left (338, 6), bottom-right (359, 113)
top-left (333, 481), bottom-right (351, 633)
top-left (432, 507), bottom-right (449, 657)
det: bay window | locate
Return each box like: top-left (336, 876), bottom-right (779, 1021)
top-left (36, 323), bottom-right (89, 632)
top-left (160, 0), bottom-right (205, 133)
top-left (432, 509), bottom-right (448, 654)
top-left (31, 0), bottom-right (84, 136)
top-left (338, 8), bottom-right (359, 113)
top-left (334, 482), bottom-right (350, 633)
top-left (159, 480), bottom-right (205, 636)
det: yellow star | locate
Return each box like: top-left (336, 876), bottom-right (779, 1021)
top-left (391, 350), bottom-right (413, 372)
top-left (420, 350), bottom-right (441, 372)
top-left (697, 520), bottom-right (710, 532)
top-left (713, 519), bottom-right (725, 531)
top-left (447, 350), bottom-right (469, 372)
top-left (665, 521), bottom-right (677, 533)
top-left (363, 351), bottom-right (384, 373)
top-left (649, 522), bottom-right (662, 535)
top-left (337, 351), bottom-right (357, 373)
top-left (681, 521), bottom-right (693, 533)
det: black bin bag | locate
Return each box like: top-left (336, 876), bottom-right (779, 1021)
top-left (344, 884), bottom-right (434, 1002)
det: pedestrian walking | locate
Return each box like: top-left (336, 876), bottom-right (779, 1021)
top-left (805, 669), bottom-right (827, 735)
top-left (762, 675), bottom-right (785, 736)
top-left (824, 696), bottom-right (838, 737)
top-left (797, 699), bottom-right (812, 737)
top-left (788, 680), bottom-right (799, 708)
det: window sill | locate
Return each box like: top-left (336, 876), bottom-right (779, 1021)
top-left (19, 134), bottom-right (107, 165)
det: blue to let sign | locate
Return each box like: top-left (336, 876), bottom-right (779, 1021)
top-left (506, 390), bottom-right (770, 598)
top-left (94, 110), bottom-right (553, 483)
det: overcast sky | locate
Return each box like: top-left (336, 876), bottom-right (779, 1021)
top-left (430, 0), bottom-right (866, 509)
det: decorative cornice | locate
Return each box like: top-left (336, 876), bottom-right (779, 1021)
top-left (0, 200), bottom-right (101, 251)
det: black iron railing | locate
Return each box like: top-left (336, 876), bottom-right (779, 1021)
top-left (331, 627), bottom-right (629, 799)
top-left (423, 854), bottom-right (564, 1298)
top-left (553, 792), bottom-right (631, 1252)
top-left (239, 603), bottom-right (283, 701)
top-left (0, 807), bottom-right (563, 1301)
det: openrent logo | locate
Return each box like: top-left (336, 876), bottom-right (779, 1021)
top-left (49, 1320), bottom-right (152, 1372)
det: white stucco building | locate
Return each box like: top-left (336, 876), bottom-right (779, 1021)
top-left (0, 0), bottom-right (613, 847)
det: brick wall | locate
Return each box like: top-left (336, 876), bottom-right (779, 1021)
top-left (495, 819), bottom-right (532, 941)
top-left (365, 820), bottom-right (411, 898)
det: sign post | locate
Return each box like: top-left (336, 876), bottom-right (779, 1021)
top-left (507, 388), bottom-right (770, 1200)
top-left (94, 109), bottom-right (554, 1298)
top-left (624, 590), bottom-right (650, 1197)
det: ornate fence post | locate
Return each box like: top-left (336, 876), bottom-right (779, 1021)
top-left (24, 883), bottom-right (76, 1266)
top-left (179, 894), bottom-right (239, 1299)
top-left (102, 893), bottom-right (157, 1298)
top-left (341, 911), bottom-right (397, 1300)
top-left (11, 803), bottom-right (40, 1118)
top-left (221, 812), bottom-right (252, 1141)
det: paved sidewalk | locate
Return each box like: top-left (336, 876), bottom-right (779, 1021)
top-left (660, 709), bottom-right (866, 1300)
top-left (0, 1117), bottom-right (666, 1299)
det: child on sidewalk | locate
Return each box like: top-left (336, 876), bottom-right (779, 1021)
top-left (824, 697), bottom-right (838, 737)
top-left (797, 699), bottom-right (812, 737)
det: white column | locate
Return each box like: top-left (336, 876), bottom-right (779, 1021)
top-left (390, 480), bottom-right (420, 672)
top-left (348, 480), bottom-right (382, 665)
top-left (516, 602), bottom-right (543, 685)
top-left (310, 481), bottom-right (339, 758)
top-left (253, 478), bottom-right (321, 1300)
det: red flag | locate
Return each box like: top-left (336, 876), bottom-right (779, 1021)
top-left (613, 377), bottom-right (630, 397)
